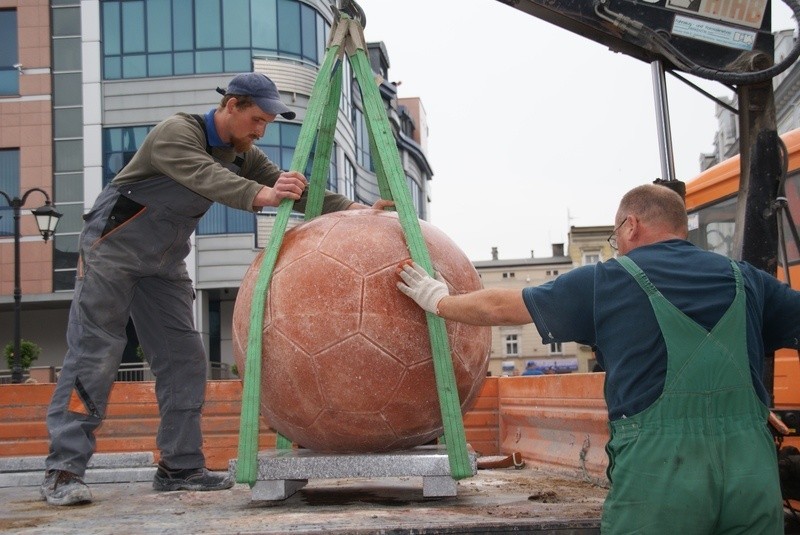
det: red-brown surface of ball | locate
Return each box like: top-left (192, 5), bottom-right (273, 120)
top-left (232, 210), bottom-right (491, 453)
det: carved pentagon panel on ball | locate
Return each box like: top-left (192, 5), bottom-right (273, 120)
top-left (260, 328), bottom-right (326, 432)
top-left (313, 335), bottom-right (405, 413)
top-left (317, 211), bottom-right (409, 275)
top-left (304, 409), bottom-right (401, 453)
top-left (270, 252), bottom-right (362, 356)
top-left (382, 360), bottom-right (450, 440)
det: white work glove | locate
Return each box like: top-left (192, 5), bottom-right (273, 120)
top-left (396, 261), bottom-right (449, 315)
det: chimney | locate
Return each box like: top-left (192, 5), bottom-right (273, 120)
top-left (491, 247), bottom-right (498, 261)
top-left (530, 250), bottom-right (535, 258)
top-left (552, 243), bottom-right (565, 257)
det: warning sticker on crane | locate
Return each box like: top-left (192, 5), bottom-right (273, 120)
top-left (665, 0), bottom-right (767, 30)
top-left (672, 14), bottom-right (757, 50)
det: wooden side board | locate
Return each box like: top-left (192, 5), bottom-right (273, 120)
top-left (0, 378), bottom-right (502, 471)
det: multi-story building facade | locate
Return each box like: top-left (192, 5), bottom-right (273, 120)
top-left (0, 0), bottom-right (432, 376)
top-left (700, 28), bottom-right (800, 170)
top-left (0, 0), bottom-right (62, 373)
top-left (474, 226), bottom-right (615, 377)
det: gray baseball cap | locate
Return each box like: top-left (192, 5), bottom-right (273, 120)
top-left (217, 72), bottom-right (296, 120)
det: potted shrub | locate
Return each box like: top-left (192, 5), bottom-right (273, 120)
top-left (4, 339), bottom-right (41, 372)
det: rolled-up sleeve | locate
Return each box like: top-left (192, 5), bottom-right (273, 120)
top-left (522, 265), bottom-right (596, 345)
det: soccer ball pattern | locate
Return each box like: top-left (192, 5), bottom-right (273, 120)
top-left (232, 210), bottom-right (491, 453)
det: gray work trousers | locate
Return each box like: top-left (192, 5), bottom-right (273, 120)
top-left (45, 176), bottom-right (214, 476)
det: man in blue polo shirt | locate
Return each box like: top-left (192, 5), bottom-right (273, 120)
top-left (397, 183), bottom-right (799, 534)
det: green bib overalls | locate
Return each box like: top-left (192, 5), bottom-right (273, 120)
top-left (601, 256), bottom-right (782, 534)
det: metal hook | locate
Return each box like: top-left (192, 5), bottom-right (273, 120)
top-left (336, 0), bottom-right (366, 28)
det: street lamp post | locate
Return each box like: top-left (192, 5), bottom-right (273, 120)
top-left (0, 188), bottom-right (62, 384)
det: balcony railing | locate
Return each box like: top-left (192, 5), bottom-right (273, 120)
top-left (0, 362), bottom-right (237, 384)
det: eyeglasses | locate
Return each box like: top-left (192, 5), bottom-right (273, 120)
top-left (607, 216), bottom-right (628, 251)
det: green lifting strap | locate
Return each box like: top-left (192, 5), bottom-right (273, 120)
top-left (236, 37), bottom-right (345, 485)
top-left (271, 63), bottom-right (344, 451)
top-left (304, 61), bottom-right (344, 220)
top-left (345, 22), bottom-right (472, 480)
top-left (236, 14), bottom-right (472, 485)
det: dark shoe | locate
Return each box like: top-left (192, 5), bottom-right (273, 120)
top-left (40, 470), bottom-right (92, 506)
top-left (152, 462), bottom-right (233, 492)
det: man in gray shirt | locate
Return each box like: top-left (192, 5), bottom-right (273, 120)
top-left (42, 72), bottom-right (389, 506)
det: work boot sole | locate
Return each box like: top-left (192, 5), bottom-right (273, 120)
top-left (152, 476), bottom-right (233, 492)
top-left (40, 486), bottom-right (92, 506)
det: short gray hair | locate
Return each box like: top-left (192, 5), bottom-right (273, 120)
top-left (618, 184), bottom-right (688, 234)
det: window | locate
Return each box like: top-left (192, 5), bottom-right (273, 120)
top-left (52, 5), bottom-right (81, 36)
top-left (54, 234), bottom-right (79, 291)
top-left (52, 3), bottom-right (83, 292)
top-left (406, 175), bottom-right (421, 214)
top-left (352, 106), bottom-right (372, 171)
top-left (257, 122), bottom-right (301, 171)
top-left (55, 140), bottom-right (84, 173)
top-left (502, 272), bottom-right (515, 279)
top-left (781, 172), bottom-right (800, 264)
top-left (0, 10), bottom-right (18, 95)
top-left (583, 253), bottom-right (600, 265)
top-left (399, 107), bottom-right (415, 138)
top-left (103, 125), bottom-right (156, 186)
top-left (339, 58), bottom-right (353, 119)
top-left (687, 171), bottom-right (800, 264)
top-left (302, 138), bottom-right (337, 194)
top-left (549, 342), bottom-right (563, 355)
top-left (53, 36), bottom-right (81, 71)
top-left (328, 145), bottom-right (338, 192)
top-left (197, 203), bottom-right (254, 235)
top-left (505, 334), bottom-right (519, 357)
top-left (0, 149), bottom-right (20, 236)
top-left (101, 0), bottom-right (329, 80)
top-left (343, 157), bottom-right (355, 200)
top-left (687, 196), bottom-right (736, 258)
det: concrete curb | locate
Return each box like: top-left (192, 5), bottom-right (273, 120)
top-left (0, 452), bottom-right (157, 488)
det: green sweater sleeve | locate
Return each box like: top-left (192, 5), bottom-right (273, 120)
top-left (236, 146), bottom-right (354, 214)
top-left (113, 113), bottom-right (355, 214)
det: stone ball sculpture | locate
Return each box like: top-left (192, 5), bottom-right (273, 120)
top-left (232, 209), bottom-right (491, 453)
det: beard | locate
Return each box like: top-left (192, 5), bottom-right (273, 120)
top-left (231, 134), bottom-right (257, 153)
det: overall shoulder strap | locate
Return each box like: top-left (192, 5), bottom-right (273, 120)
top-left (616, 255), bottom-right (660, 297)
top-left (191, 113), bottom-right (245, 172)
top-left (191, 114), bottom-right (213, 155)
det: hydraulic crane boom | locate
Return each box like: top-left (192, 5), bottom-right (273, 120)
top-left (495, 0), bottom-right (800, 297)
top-left (497, 0), bottom-right (800, 84)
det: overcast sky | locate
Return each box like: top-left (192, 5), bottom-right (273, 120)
top-left (354, 0), bottom-right (798, 261)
